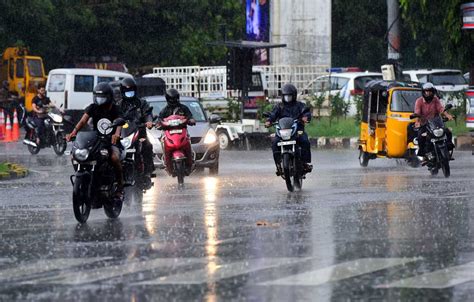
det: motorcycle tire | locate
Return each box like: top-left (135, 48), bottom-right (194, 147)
top-left (53, 132), bottom-right (67, 156)
top-left (176, 160), bottom-right (185, 187)
top-left (72, 175), bottom-right (91, 223)
top-left (283, 153), bottom-right (294, 192)
top-left (359, 150), bottom-right (369, 167)
top-left (104, 186), bottom-right (123, 219)
top-left (441, 159), bottom-right (450, 178)
top-left (27, 132), bottom-right (40, 155)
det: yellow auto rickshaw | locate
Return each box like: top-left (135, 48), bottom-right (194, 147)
top-left (358, 80), bottom-right (422, 167)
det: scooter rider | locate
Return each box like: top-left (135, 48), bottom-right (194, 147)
top-left (414, 82), bottom-right (454, 158)
top-left (119, 77), bottom-right (155, 174)
top-left (156, 88), bottom-right (196, 173)
top-left (265, 83), bottom-right (312, 175)
top-left (66, 82), bottom-right (125, 201)
top-left (31, 84), bottom-right (63, 145)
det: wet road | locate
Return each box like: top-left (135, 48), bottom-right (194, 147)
top-left (0, 142), bottom-right (474, 301)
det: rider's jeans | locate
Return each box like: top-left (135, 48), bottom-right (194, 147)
top-left (272, 132), bottom-right (311, 164)
top-left (33, 117), bottom-right (46, 140)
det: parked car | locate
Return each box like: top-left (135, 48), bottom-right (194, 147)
top-left (145, 96), bottom-right (221, 174)
top-left (302, 70), bottom-right (383, 116)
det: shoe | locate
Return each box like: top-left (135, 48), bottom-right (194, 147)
top-left (275, 164), bottom-right (283, 176)
top-left (303, 163), bottom-right (313, 173)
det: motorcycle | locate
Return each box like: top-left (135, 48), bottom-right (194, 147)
top-left (410, 104), bottom-right (454, 178)
top-left (22, 105), bottom-right (70, 155)
top-left (264, 109), bottom-right (311, 192)
top-left (69, 118), bottom-right (127, 223)
top-left (157, 114), bottom-right (195, 187)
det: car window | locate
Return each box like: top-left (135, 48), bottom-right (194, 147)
top-left (354, 76), bottom-right (383, 90)
top-left (328, 76), bottom-right (348, 90)
top-left (48, 74), bottom-right (66, 92)
top-left (151, 101), bottom-right (207, 122)
top-left (416, 74), bottom-right (428, 83)
top-left (390, 90), bottom-right (421, 112)
top-left (428, 72), bottom-right (467, 85)
top-left (74, 75), bottom-right (94, 92)
top-left (314, 77), bottom-right (330, 92)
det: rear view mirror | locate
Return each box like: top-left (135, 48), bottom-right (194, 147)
top-left (444, 104), bottom-right (453, 111)
top-left (410, 113), bottom-right (420, 119)
top-left (113, 117), bottom-right (126, 127)
top-left (209, 114), bottom-right (221, 124)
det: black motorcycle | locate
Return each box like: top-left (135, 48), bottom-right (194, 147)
top-left (410, 104), bottom-right (454, 178)
top-left (265, 109), bottom-right (310, 192)
top-left (69, 118), bottom-right (126, 223)
top-left (22, 105), bottom-right (70, 155)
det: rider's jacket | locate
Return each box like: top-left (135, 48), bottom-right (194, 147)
top-left (267, 101), bottom-right (312, 131)
top-left (119, 96), bottom-right (153, 124)
top-left (158, 103), bottom-right (194, 121)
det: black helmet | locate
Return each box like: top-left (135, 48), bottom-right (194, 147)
top-left (422, 82), bottom-right (436, 103)
top-left (120, 77), bottom-right (137, 99)
top-left (165, 88), bottom-right (180, 106)
top-left (281, 83), bottom-right (297, 103)
top-left (93, 82), bottom-right (114, 106)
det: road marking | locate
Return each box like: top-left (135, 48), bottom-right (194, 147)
top-left (258, 258), bottom-right (420, 286)
top-left (135, 257), bottom-right (310, 285)
top-left (0, 258), bottom-right (108, 283)
top-left (377, 261), bottom-right (474, 289)
top-left (24, 258), bottom-right (207, 285)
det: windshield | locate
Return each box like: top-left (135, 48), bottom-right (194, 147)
top-left (421, 72), bottom-right (467, 85)
top-left (390, 90), bottom-right (421, 112)
top-left (151, 100), bottom-right (207, 122)
top-left (427, 115), bottom-right (445, 129)
top-left (27, 59), bottom-right (44, 77)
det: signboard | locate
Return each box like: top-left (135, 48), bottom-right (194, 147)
top-left (245, 0), bottom-right (270, 64)
top-left (461, 3), bottom-right (474, 30)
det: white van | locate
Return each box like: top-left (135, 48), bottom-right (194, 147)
top-left (46, 68), bottom-right (132, 110)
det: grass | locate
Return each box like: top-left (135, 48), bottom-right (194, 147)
top-left (0, 163), bottom-right (8, 173)
top-left (305, 117), bottom-right (471, 138)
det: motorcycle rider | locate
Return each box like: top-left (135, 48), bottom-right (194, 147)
top-left (118, 77), bottom-right (155, 174)
top-left (265, 83), bottom-right (312, 175)
top-left (31, 84), bottom-right (62, 145)
top-left (414, 82), bottom-right (454, 159)
top-left (156, 88), bottom-right (196, 173)
top-left (66, 82), bottom-right (125, 201)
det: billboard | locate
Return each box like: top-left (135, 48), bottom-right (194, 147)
top-left (246, 0), bottom-right (270, 65)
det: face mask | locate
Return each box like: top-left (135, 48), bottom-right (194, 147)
top-left (124, 91), bottom-right (135, 98)
top-left (283, 95), bottom-right (293, 103)
top-left (95, 96), bottom-right (108, 105)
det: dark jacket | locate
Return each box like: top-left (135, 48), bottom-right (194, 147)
top-left (158, 103), bottom-right (193, 121)
top-left (267, 101), bottom-right (311, 130)
top-left (119, 97), bottom-right (153, 124)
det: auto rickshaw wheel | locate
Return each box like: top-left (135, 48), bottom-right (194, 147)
top-left (359, 150), bottom-right (370, 167)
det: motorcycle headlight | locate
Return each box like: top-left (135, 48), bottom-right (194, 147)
top-left (49, 113), bottom-right (63, 123)
top-left (279, 129), bottom-right (292, 140)
top-left (121, 134), bottom-right (133, 149)
top-left (433, 128), bottom-right (444, 137)
top-left (203, 129), bottom-right (217, 144)
top-left (74, 148), bottom-right (89, 161)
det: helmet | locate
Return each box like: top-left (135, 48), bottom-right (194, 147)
top-left (120, 77), bottom-right (137, 99)
top-left (281, 83), bottom-right (297, 103)
top-left (422, 82), bottom-right (436, 103)
top-left (93, 82), bottom-right (114, 106)
top-left (165, 88), bottom-right (180, 106)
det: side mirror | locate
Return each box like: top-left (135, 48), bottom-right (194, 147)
top-left (444, 104), bottom-right (453, 111)
top-left (146, 106), bottom-right (153, 114)
top-left (209, 114), bottom-right (222, 124)
top-left (410, 113), bottom-right (420, 119)
top-left (113, 117), bottom-right (127, 127)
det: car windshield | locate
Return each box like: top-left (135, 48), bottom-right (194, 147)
top-left (390, 90), bottom-right (421, 112)
top-left (151, 100), bottom-right (207, 122)
top-left (428, 72), bottom-right (467, 86)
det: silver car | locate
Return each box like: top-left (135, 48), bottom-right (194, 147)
top-left (145, 96), bottom-right (221, 174)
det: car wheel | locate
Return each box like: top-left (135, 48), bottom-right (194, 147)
top-left (217, 131), bottom-right (230, 150)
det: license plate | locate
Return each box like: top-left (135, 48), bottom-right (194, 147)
top-left (278, 140), bottom-right (296, 146)
top-left (72, 160), bottom-right (96, 165)
top-left (170, 129), bottom-right (183, 134)
top-left (126, 148), bottom-right (136, 153)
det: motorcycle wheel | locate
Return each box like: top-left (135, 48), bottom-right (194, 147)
top-left (103, 187), bottom-right (123, 219)
top-left (27, 132), bottom-right (40, 155)
top-left (53, 132), bottom-right (67, 156)
top-left (282, 153), bottom-right (294, 192)
top-left (359, 150), bottom-right (369, 167)
top-left (176, 160), bottom-right (185, 187)
top-left (441, 159), bottom-right (450, 178)
top-left (72, 175), bottom-right (91, 223)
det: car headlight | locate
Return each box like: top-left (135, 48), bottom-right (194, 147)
top-left (433, 128), bottom-right (444, 137)
top-left (121, 133), bottom-right (134, 149)
top-left (279, 129), bottom-right (292, 140)
top-left (204, 129), bottom-right (217, 144)
top-left (74, 148), bottom-right (89, 161)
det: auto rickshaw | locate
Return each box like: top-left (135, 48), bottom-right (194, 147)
top-left (358, 80), bottom-right (422, 167)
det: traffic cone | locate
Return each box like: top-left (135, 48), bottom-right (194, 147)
top-left (4, 114), bottom-right (13, 142)
top-left (12, 109), bottom-right (20, 141)
top-left (0, 109), bottom-right (5, 141)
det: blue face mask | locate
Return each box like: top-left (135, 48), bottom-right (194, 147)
top-left (124, 91), bottom-right (135, 98)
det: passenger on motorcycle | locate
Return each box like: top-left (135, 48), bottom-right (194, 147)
top-left (118, 77), bottom-right (155, 174)
top-left (414, 82), bottom-right (454, 158)
top-left (264, 83), bottom-right (312, 175)
top-left (31, 84), bottom-right (63, 145)
top-left (66, 82), bottom-right (125, 200)
top-left (156, 88), bottom-right (196, 173)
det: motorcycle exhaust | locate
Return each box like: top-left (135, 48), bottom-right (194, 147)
top-left (23, 139), bottom-right (38, 148)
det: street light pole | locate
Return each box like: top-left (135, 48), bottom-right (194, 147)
top-left (387, 0), bottom-right (402, 79)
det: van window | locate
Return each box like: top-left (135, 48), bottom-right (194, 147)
top-left (48, 74), bottom-right (66, 92)
top-left (98, 76), bottom-right (114, 84)
top-left (391, 90), bottom-right (421, 112)
top-left (74, 75), bottom-right (94, 92)
top-left (16, 59), bottom-right (24, 78)
top-left (416, 74), bottom-right (428, 83)
top-left (27, 59), bottom-right (43, 77)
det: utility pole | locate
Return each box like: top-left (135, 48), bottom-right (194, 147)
top-left (387, 0), bottom-right (402, 79)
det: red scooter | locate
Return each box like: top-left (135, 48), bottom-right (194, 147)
top-left (158, 115), bottom-right (195, 187)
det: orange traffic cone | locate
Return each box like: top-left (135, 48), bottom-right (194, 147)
top-left (12, 109), bottom-right (20, 141)
top-left (0, 109), bottom-right (5, 141)
top-left (4, 114), bottom-right (13, 142)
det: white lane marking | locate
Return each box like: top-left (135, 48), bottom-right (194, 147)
top-left (258, 258), bottom-right (420, 286)
top-left (135, 257), bottom-right (310, 285)
top-left (24, 258), bottom-right (207, 285)
top-left (377, 261), bottom-right (474, 289)
top-left (0, 258), bottom-right (109, 283)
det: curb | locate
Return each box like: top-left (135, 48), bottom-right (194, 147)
top-left (0, 162), bottom-right (29, 180)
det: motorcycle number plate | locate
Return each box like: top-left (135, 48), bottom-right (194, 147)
top-left (278, 140), bottom-right (296, 146)
top-left (126, 148), bottom-right (136, 153)
top-left (170, 129), bottom-right (183, 134)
